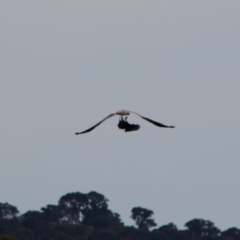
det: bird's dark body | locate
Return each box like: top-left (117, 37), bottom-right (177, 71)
top-left (117, 119), bottom-right (140, 132)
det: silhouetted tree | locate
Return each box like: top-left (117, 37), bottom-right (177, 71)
top-left (41, 204), bottom-right (63, 223)
top-left (21, 211), bottom-right (43, 230)
top-left (158, 222), bottom-right (177, 232)
top-left (0, 203), bottom-right (19, 220)
top-left (86, 191), bottom-right (108, 211)
top-left (1, 192), bottom-right (240, 240)
top-left (0, 203), bottom-right (20, 238)
top-left (20, 210), bottom-right (52, 238)
top-left (58, 192), bottom-right (88, 224)
top-left (151, 223), bottom-right (183, 240)
top-left (221, 227), bottom-right (240, 240)
top-left (185, 218), bottom-right (220, 239)
top-left (82, 192), bottom-right (122, 230)
top-left (131, 207), bottom-right (157, 230)
top-left (82, 191), bottom-right (109, 226)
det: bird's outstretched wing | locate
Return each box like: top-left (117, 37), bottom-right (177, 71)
top-left (130, 111), bottom-right (175, 128)
top-left (75, 113), bottom-right (116, 134)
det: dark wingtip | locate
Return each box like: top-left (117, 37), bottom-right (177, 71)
top-left (75, 132), bottom-right (81, 135)
top-left (170, 126), bottom-right (175, 128)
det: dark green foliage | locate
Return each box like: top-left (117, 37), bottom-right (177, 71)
top-left (81, 191), bottom-right (110, 226)
top-left (58, 192), bottom-right (88, 224)
top-left (41, 204), bottom-right (63, 223)
top-left (16, 228), bottom-right (34, 240)
top-left (151, 222), bottom-right (179, 240)
top-left (87, 191), bottom-right (108, 210)
top-left (131, 207), bottom-right (157, 229)
top-left (0, 218), bottom-right (21, 238)
top-left (92, 230), bottom-right (118, 240)
top-left (36, 235), bottom-right (53, 240)
top-left (0, 203), bottom-right (19, 220)
top-left (1, 191), bottom-right (239, 240)
top-left (0, 235), bottom-right (18, 240)
top-left (20, 210), bottom-right (47, 236)
top-left (185, 218), bottom-right (221, 239)
top-left (221, 227), bottom-right (240, 240)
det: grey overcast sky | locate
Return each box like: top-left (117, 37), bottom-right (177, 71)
top-left (1, 1), bottom-right (240, 230)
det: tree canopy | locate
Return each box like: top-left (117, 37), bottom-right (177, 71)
top-left (131, 207), bottom-right (157, 229)
top-left (0, 191), bottom-right (238, 240)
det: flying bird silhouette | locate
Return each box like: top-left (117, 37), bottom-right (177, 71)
top-left (75, 110), bottom-right (175, 135)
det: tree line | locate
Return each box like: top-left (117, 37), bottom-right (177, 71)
top-left (0, 191), bottom-right (239, 240)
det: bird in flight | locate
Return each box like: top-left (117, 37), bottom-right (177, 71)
top-left (75, 110), bottom-right (175, 135)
